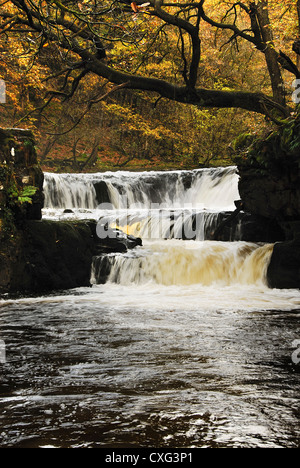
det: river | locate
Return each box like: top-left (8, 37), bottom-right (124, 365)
top-left (0, 167), bottom-right (300, 448)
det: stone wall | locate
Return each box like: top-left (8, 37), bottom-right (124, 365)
top-left (236, 115), bottom-right (300, 289)
top-left (238, 166), bottom-right (300, 238)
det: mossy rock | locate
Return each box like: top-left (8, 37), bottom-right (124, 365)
top-left (232, 133), bottom-right (256, 151)
top-left (236, 114), bottom-right (300, 174)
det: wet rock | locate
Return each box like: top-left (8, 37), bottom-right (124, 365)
top-left (238, 166), bottom-right (300, 224)
top-left (267, 221), bottom-right (300, 289)
top-left (0, 128), bottom-right (44, 222)
top-left (209, 210), bottom-right (284, 243)
top-left (16, 220), bottom-right (96, 292)
top-left (0, 220), bottom-right (143, 294)
top-left (94, 225), bottom-right (142, 254)
top-left (267, 240), bottom-right (300, 289)
top-left (93, 180), bottom-right (111, 205)
top-left (237, 114), bottom-right (300, 233)
top-left (0, 236), bottom-right (23, 294)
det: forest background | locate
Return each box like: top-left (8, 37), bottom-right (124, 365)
top-left (0, 0), bottom-right (299, 172)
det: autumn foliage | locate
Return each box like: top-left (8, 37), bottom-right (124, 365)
top-left (0, 1), bottom-right (299, 171)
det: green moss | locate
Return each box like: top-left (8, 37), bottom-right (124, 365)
top-left (234, 113), bottom-right (300, 174)
top-left (232, 133), bottom-right (256, 151)
top-left (0, 161), bottom-right (38, 240)
top-left (0, 207), bottom-right (16, 241)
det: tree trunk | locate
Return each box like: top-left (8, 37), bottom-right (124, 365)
top-left (80, 138), bottom-right (100, 171)
top-left (83, 52), bottom-right (288, 116)
top-left (256, 0), bottom-right (286, 107)
top-left (297, 0), bottom-right (300, 71)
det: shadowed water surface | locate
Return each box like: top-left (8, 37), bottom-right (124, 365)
top-left (1, 167), bottom-right (299, 448)
top-left (0, 287), bottom-right (300, 448)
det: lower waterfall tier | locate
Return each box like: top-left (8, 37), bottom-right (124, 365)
top-left (92, 240), bottom-right (274, 287)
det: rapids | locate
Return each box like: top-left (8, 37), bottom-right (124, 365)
top-left (91, 241), bottom-right (274, 287)
top-left (1, 166), bottom-right (300, 448)
top-left (43, 166), bottom-right (239, 211)
top-left (43, 167), bottom-right (242, 242)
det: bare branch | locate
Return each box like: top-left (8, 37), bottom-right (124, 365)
top-left (46, 82), bottom-right (129, 136)
top-left (0, 0), bottom-right (293, 120)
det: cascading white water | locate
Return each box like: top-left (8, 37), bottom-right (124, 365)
top-left (43, 166), bottom-right (240, 211)
top-left (99, 210), bottom-right (223, 241)
top-left (91, 241), bottom-right (274, 287)
top-left (43, 167), bottom-right (240, 241)
top-left (43, 173), bottom-right (97, 209)
top-left (103, 166), bottom-right (239, 210)
top-left (43, 166), bottom-right (276, 290)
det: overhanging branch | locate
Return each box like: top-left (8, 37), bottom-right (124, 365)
top-left (0, 0), bottom-right (292, 118)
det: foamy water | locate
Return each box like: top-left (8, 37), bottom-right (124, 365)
top-left (0, 167), bottom-right (299, 448)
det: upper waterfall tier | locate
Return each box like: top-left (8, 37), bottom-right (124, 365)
top-left (43, 166), bottom-right (240, 212)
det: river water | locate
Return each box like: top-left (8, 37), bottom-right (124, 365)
top-left (0, 167), bottom-right (300, 448)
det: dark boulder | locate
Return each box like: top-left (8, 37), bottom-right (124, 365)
top-left (238, 166), bottom-right (300, 225)
top-left (210, 209), bottom-right (285, 243)
top-left (267, 240), bottom-right (300, 289)
top-left (14, 220), bottom-right (96, 292)
top-left (236, 116), bottom-right (300, 240)
top-left (94, 224), bottom-right (142, 254)
top-left (0, 220), bottom-right (143, 294)
top-left (267, 221), bottom-right (300, 289)
top-left (93, 180), bottom-right (111, 205)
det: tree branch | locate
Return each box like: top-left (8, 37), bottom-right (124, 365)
top-left (1, 0), bottom-right (292, 119)
top-left (46, 82), bottom-right (129, 136)
top-left (199, 1), bottom-right (258, 47)
top-left (82, 50), bottom-right (288, 116)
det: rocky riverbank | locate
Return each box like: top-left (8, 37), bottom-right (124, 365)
top-left (1, 121), bottom-right (300, 293)
top-left (236, 114), bottom-right (300, 289)
top-left (0, 219), bottom-right (142, 294)
top-left (0, 128), bottom-right (141, 294)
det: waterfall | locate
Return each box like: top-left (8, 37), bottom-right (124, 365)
top-left (43, 166), bottom-right (239, 211)
top-left (43, 166), bottom-right (274, 289)
top-left (91, 241), bottom-right (274, 287)
top-left (43, 173), bottom-right (97, 209)
top-left (104, 210), bottom-right (223, 241)
top-left (103, 166), bottom-right (239, 210)
top-left (43, 167), bottom-right (240, 241)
